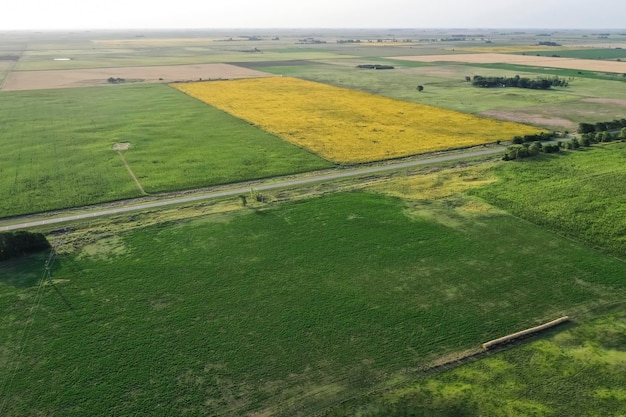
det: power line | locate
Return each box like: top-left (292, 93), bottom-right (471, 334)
top-left (0, 249), bottom-right (52, 414)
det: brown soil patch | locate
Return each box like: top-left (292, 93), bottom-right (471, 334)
top-left (390, 53), bottom-right (626, 74)
top-left (1, 63), bottom-right (275, 91)
top-left (480, 110), bottom-right (577, 130)
top-left (112, 142), bottom-right (130, 150)
top-left (581, 98), bottom-right (626, 107)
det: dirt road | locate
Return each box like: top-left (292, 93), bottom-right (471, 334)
top-left (0, 146), bottom-right (505, 232)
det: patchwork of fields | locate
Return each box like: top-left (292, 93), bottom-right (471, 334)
top-left (173, 77), bottom-right (541, 163)
top-left (2, 29), bottom-right (626, 417)
top-left (391, 53), bottom-right (626, 74)
top-left (1, 63), bottom-right (275, 91)
top-left (0, 84), bottom-right (330, 218)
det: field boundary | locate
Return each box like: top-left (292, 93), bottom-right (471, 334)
top-left (0, 145), bottom-right (506, 231)
top-left (1, 63), bottom-right (275, 91)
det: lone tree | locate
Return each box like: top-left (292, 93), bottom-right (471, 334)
top-left (417, 85), bottom-right (424, 92)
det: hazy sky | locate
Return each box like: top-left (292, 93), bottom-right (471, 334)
top-left (2, 0), bottom-right (624, 30)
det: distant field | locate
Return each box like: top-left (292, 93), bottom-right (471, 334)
top-left (15, 49), bottom-right (354, 71)
top-left (0, 84), bottom-right (331, 218)
top-left (1, 191), bottom-right (625, 416)
top-left (472, 142), bottom-right (626, 258)
top-left (1, 63), bottom-right (274, 91)
top-left (515, 47), bottom-right (626, 60)
top-left (173, 77), bottom-right (541, 163)
top-left (392, 53), bottom-right (626, 74)
top-left (456, 45), bottom-right (592, 54)
top-left (258, 60), bottom-right (585, 129)
top-left (258, 58), bottom-right (626, 129)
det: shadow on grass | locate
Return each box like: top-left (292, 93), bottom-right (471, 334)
top-left (0, 251), bottom-right (50, 288)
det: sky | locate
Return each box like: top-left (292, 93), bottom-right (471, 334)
top-left (1, 0), bottom-right (624, 30)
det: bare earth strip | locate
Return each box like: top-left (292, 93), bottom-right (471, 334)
top-left (480, 111), bottom-right (577, 130)
top-left (1, 63), bottom-right (275, 91)
top-left (390, 53), bottom-right (626, 74)
top-left (581, 98), bottom-right (626, 106)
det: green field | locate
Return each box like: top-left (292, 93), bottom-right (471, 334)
top-left (0, 84), bottom-right (331, 218)
top-left (3, 29), bottom-right (626, 417)
top-left (15, 50), bottom-right (353, 71)
top-left (472, 142), bottom-right (626, 258)
top-left (468, 62), bottom-right (626, 83)
top-left (517, 48), bottom-right (626, 60)
top-left (336, 309), bottom-right (626, 416)
top-left (1, 189), bottom-right (625, 416)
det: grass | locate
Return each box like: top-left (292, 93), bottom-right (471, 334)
top-left (471, 142), bottom-right (626, 258)
top-left (15, 50), bottom-right (354, 71)
top-left (0, 83), bottom-right (331, 218)
top-left (515, 48), bottom-right (626, 60)
top-left (339, 308), bottom-right (626, 417)
top-left (468, 62), bottom-right (626, 83)
top-left (1, 191), bottom-right (625, 416)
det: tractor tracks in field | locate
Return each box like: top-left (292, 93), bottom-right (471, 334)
top-left (117, 150), bottom-right (148, 196)
top-left (0, 146), bottom-right (506, 232)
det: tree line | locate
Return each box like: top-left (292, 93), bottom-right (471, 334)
top-left (0, 231), bottom-right (50, 261)
top-left (504, 127), bottom-right (626, 161)
top-left (469, 75), bottom-right (568, 90)
top-left (578, 119), bottom-right (626, 134)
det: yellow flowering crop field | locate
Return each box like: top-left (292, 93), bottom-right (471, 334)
top-left (172, 77), bottom-right (542, 164)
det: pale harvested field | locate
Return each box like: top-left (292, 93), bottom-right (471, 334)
top-left (581, 98), bottom-right (626, 106)
top-left (1, 63), bottom-right (274, 91)
top-left (391, 53), bottom-right (626, 74)
top-left (480, 110), bottom-right (577, 131)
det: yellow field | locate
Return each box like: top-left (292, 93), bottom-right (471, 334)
top-left (172, 77), bottom-right (542, 163)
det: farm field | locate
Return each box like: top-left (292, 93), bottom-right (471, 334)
top-left (15, 49), bottom-right (353, 71)
top-left (7, 31), bottom-right (357, 71)
top-left (1, 63), bottom-right (275, 91)
top-left (392, 53), bottom-right (626, 74)
top-left (173, 77), bottom-right (541, 163)
top-left (514, 47), bottom-right (626, 60)
top-left (255, 59), bottom-right (626, 130)
top-left (472, 142), bottom-right (626, 258)
top-left (0, 83), bottom-right (331, 218)
top-left (335, 309), bottom-right (626, 416)
top-left (1, 187), bottom-right (626, 416)
top-left (3, 28), bottom-right (626, 417)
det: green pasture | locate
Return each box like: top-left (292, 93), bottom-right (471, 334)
top-left (517, 47), bottom-right (626, 60)
top-left (0, 84), bottom-right (330, 218)
top-left (260, 60), bottom-right (579, 113)
top-left (469, 62), bottom-right (626, 83)
top-left (1, 191), bottom-right (625, 416)
top-left (339, 309), bottom-right (626, 416)
top-left (472, 142), bottom-right (626, 258)
top-left (15, 45), bottom-right (354, 70)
